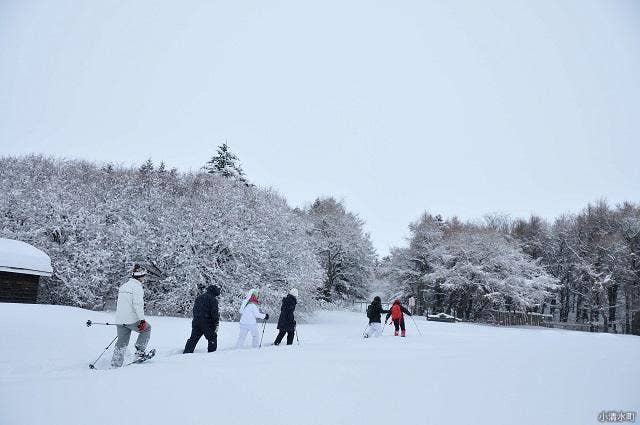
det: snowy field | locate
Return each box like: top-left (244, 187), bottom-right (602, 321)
top-left (1, 304), bottom-right (638, 425)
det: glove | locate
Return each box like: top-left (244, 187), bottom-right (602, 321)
top-left (137, 320), bottom-right (148, 331)
top-left (264, 313), bottom-right (270, 321)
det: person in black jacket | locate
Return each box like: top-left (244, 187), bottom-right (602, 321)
top-left (364, 296), bottom-right (389, 338)
top-left (184, 285), bottom-right (221, 353)
top-left (274, 288), bottom-right (298, 345)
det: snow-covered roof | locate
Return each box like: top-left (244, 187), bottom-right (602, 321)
top-left (0, 238), bottom-right (53, 277)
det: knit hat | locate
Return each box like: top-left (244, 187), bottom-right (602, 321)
top-left (240, 288), bottom-right (260, 312)
top-left (248, 292), bottom-right (259, 305)
top-left (289, 288), bottom-right (299, 298)
top-left (132, 264), bottom-right (148, 278)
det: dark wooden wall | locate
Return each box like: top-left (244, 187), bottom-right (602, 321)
top-left (0, 271), bottom-right (40, 303)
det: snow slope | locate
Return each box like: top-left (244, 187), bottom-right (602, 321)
top-left (1, 303), bottom-right (638, 425)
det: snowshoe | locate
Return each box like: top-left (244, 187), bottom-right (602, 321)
top-left (126, 349), bottom-right (155, 366)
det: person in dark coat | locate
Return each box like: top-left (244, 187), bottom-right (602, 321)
top-left (274, 288), bottom-right (298, 345)
top-left (364, 296), bottom-right (389, 338)
top-left (184, 285), bottom-right (221, 353)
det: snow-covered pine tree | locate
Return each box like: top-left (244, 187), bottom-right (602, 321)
top-left (139, 158), bottom-right (154, 174)
top-left (204, 143), bottom-right (247, 184)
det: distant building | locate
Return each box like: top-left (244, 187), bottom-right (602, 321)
top-left (0, 238), bottom-right (53, 303)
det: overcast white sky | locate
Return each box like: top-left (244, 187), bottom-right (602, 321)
top-left (1, 1), bottom-right (639, 255)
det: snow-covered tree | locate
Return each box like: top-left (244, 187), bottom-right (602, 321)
top-left (306, 198), bottom-right (376, 301)
top-left (204, 143), bottom-right (247, 184)
top-left (385, 213), bottom-right (558, 319)
top-left (0, 155), bottom-right (321, 319)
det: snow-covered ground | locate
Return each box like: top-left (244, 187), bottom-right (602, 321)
top-left (1, 303), bottom-right (638, 425)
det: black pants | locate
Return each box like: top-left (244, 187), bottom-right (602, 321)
top-left (393, 318), bottom-right (406, 332)
top-left (184, 319), bottom-right (217, 353)
top-left (274, 329), bottom-right (295, 345)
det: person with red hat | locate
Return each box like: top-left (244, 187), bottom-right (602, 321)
top-left (385, 299), bottom-right (412, 337)
top-left (235, 289), bottom-right (269, 349)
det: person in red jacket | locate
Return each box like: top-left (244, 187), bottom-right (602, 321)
top-left (385, 299), bottom-right (412, 337)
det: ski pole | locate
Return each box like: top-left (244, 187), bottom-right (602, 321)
top-left (410, 315), bottom-right (423, 336)
top-left (89, 336), bottom-right (118, 369)
top-left (86, 320), bottom-right (125, 327)
top-left (295, 325), bottom-right (301, 345)
top-left (259, 319), bottom-right (267, 348)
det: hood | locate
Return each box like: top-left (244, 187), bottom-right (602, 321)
top-left (207, 285), bottom-right (221, 297)
top-left (239, 288), bottom-right (260, 312)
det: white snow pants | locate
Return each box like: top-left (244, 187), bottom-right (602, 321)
top-left (365, 322), bottom-right (383, 338)
top-left (236, 324), bottom-right (260, 348)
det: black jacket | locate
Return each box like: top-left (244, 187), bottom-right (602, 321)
top-left (368, 301), bottom-right (389, 324)
top-left (277, 294), bottom-right (297, 331)
top-left (192, 285), bottom-right (220, 324)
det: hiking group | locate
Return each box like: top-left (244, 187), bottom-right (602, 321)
top-left (108, 264), bottom-right (298, 368)
top-left (364, 296), bottom-right (413, 338)
top-left (106, 264), bottom-right (418, 368)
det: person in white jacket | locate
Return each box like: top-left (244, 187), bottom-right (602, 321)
top-left (235, 289), bottom-right (269, 349)
top-left (111, 264), bottom-right (152, 367)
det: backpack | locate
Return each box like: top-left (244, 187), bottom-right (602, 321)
top-left (366, 304), bottom-right (373, 319)
top-left (391, 304), bottom-right (402, 320)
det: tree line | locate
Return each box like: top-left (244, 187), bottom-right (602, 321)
top-left (2, 149), bottom-right (638, 334)
top-left (382, 203), bottom-right (640, 334)
top-left (0, 151), bottom-right (375, 319)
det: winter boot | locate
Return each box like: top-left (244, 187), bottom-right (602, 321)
top-left (401, 330), bottom-right (406, 337)
top-left (134, 347), bottom-right (146, 359)
top-left (111, 347), bottom-right (126, 368)
top-left (394, 331), bottom-right (399, 336)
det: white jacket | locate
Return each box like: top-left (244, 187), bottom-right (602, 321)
top-left (115, 278), bottom-right (145, 324)
top-left (239, 303), bottom-right (266, 326)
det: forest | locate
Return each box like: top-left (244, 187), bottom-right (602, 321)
top-left (0, 151), bottom-right (375, 319)
top-left (381, 204), bottom-right (640, 334)
top-left (1, 149), bottom-right (638, 333)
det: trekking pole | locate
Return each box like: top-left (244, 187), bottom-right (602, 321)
top-left (89, 336), bottom-right (118, 369)
top-left (86, 320), bottom-right (124, 327)
top-left (410, 315), bottom-right (423, 336)
top-left (259, 319), bottom-right (267, 348)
